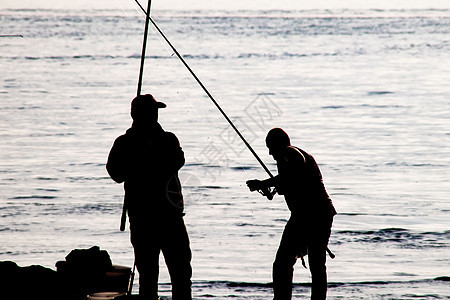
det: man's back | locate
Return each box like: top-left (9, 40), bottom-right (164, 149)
top-left (107, 123), bottom-right (185, 218)
top-left (276, 146), bottom-right (335, 221)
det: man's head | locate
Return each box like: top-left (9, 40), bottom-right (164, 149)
top-left (266, 127), bottom-right (290, 159)
top-left (130, 94), bottom-right (166, 124)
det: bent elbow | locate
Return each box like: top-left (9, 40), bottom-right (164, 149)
top-left (106, 164), bottom-right (125, 183)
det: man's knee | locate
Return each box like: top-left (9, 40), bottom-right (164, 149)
top-left (308, 252), bottom-right (326, 271)
top-left (273, 255), bottom-right (296, 273)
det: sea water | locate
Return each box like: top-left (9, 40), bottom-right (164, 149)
top-left (0, 7), bottom-right (449, 299)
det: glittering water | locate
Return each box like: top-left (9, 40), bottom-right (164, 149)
top-left (1, 8), bottom-right (449, 299)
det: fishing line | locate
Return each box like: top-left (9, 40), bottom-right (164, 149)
top-left (148, 27), bottom-right (253, 187)
top-left (132, 3), bottom-right (262, 187)
top-left (139, 11), bottom-right (228, 158)
top-left (147, 22), bottom-right (218, 126)
top-left (132, 0), bottom-right (275, 184)
top-left (123, 0), bottom-right (222, 134)
top-left (134, 4), bottom-right (226, 137)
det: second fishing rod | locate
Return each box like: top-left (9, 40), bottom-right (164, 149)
top-left (133, 0), bottom-right (276, 200)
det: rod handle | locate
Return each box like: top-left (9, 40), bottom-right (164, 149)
top-left (120, 204), bottom-right (127, 232)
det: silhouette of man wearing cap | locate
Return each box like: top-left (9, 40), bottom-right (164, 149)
top-left (247, 128), bottom-right (336, 300)
top-left (107, 94), bottom-right (192, 300)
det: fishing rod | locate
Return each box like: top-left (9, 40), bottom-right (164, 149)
top-left (121, 0), bottom-right (153, 233)
top-left (136, 0), bottom-right (152, 97)
top-left (133, 0), bottom-right (275, 200)
top-left (122, 0), bottom-right (153, 296)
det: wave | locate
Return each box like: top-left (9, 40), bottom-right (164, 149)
top-left (0, 227), bottom-right (28, 232)
top-left (229, 166), bottom-right (258, 171)
top-left (197, 185), bottom-right (229, 189)
top-left (1, 52), bottom-right (341, 61)
top-left (237, 51), bottom-right (340, 59)
top-left (3, 8), bottom-right (450, 17)
top-left (155, 278), bottom-right (450, 298)
top-left (66, 176), bottom-right (110, 182)
top-left (198, 277), bottom-right (450, 288)
top-left (322, 103), bottom-right (406, 110)
top-left (9, 195), bottom-right (57, 200)
top-left (0, 54), bottom-right (174, 61)
top-left (3, 8), bottom-right (450, 41)
top-left (63, 203), bottom-right (119, 215)
top-left (333, 228), bottom-right (450, 248)
top-left (367, 91), bottom-right (395, 96)
top-left (36, 177), bottom-right (58, 181)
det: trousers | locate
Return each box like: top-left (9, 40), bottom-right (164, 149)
top-left (130, 216), bottom-right (192, 300)
top-left (273, 216), bottom-right (332, 300)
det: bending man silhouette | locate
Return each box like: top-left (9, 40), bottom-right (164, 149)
top-left (247, 128), bottom-right (336, 300)
top-left (107, 94), bottom-right (192, 300)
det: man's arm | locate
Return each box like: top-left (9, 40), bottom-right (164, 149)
top-left (163, 132), bottom-right (185, 176)
top-left (106, 136), bottom-right (128, 183)
top-left (246, 176), bottom-right (279, 191)
top-left (246, 146), bottom-right (305, 195)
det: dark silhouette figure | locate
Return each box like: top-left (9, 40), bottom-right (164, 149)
top-left (1, 261), bottom-right (67, 300)
top-left (246, 128), bottom-right (336, 300)
top-left (107, 94), bottom-right (192, 300)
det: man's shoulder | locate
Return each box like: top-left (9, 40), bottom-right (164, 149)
top-left (161, 131), bottom-right (180, 145)
top-left (286, 146), bottom-right (306, 159)
top-left (276, 146), bottom-right (305, 166)
top-left (292, 146), bottom-right (317, 161)
top-left (111, 129), bottom-right (136, 148)
top-left (115, 130), bottom-right (132, 142)
top-left (162, 130), bottom-right (177, 138)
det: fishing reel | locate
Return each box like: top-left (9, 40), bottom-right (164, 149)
top-left (247, 180), bottom-right (276, 200)
top-left (258, 186), bottom-right (276, 200)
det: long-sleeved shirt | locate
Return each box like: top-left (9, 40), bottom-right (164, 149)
top-left (107, 122), bottom-right (185, 220)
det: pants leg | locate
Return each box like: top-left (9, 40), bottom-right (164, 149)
top-left (161, 218), bottom-right (192, 300)
top-left (273, 215), bottom-right (333, 300)
top-left (307, 243), bottom-right (327, 300)
top-left (273, 220), bottom-right (304, 300)
top-left (307, 216), bottom-right (333, 300)
top-left (273, 249), bottom-right (296, 300)
top-left (130, 225), bottom-right (161, 300)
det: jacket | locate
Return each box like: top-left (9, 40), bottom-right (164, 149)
top-left (106, 122), bottom-right (185, 220)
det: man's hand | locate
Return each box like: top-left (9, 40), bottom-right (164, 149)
top-left (246, 179), bottom-right (263, 192)
top-left (246, 179), bottom-right (275, 200)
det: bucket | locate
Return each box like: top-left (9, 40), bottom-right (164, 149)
top-left (104, 265), bottom-right (132, 292)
